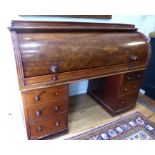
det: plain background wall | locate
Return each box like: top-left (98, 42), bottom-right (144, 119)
top-left (1, 15), bottom-right (155, 140)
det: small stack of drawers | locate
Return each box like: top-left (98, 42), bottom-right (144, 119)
top-left (22, 85), bottom-right (68, 139)
top-left (88, 70), bottom-right (144, 115)
top-left (116, 71), bottom-right (144, 111)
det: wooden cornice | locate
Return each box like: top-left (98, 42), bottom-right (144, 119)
top-left (9, 20), bottom-right (137, 32)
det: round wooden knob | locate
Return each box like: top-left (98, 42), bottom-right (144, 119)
top-left (133, 85), bottom-right (138, 89)
top-left (124, 87), bottom-right (128, 91)
top-left (36, 110), bottom-right (41, 117)
top-left (35, 96), bottom-right (40, 102)
top-left (54, 106), bottom-right (59, 112)
top-left (127, 76), bottom-right (132, 80)
top-left (50, 64), bottom-right (58, 73)
top-left (55, 121), bottom-right (59, 126)
top-left (121, 100), bottom-right (125, 104)
top-left (37, 126), bottom-right (43, 131)
top-left (52, 75), bottom-right (58, 81)
top-left (137, 74), bottom-right (142, 79)
top-left (130, 55), bottom-right (138, 62)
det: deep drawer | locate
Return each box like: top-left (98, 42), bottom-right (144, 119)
top-left (115, 93), bottom-right (138, 111)
top-left (27, 99), bottom-right (67, 121)
top-left (29, 113), bottom-right (67, 139)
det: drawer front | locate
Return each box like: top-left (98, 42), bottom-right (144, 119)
top-left (124, 71), bottom-right (144, 83)
top-left (115, 97), bottom-right (129, 110)
top-left (115, 93), bottom-right (138, 111)
top-left (18, 33), bottom-right (148, 78)
top-left (118, 81), bottom-right (142, 97)
top-left (27, 99), bottom-right (67, 121)
top-left (23, 85), bottom-right (68, 106)
top-left (29, 113), bottom-right (67, 139)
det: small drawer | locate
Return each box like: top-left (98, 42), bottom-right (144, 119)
top-left (118, 81), bottom-right (141, 97)
top-left (123, 71), bottom-right (144, 83)
top-left (128, 93), bottom-right (139, 105)
top-left (23, 85), bottom-right (68, 106)
top-left (29, 113), bottom-right (67, 139)
top-left (115, 97), bottom-right (129, 110)
top-left (27, 99), bottom-right (67, 121)
top-left (124, 73), bottom-right (134, 82)
top-left (134, 71), bottom-right (144, 80)
top-left (115, 93), bottom-right (138, 111)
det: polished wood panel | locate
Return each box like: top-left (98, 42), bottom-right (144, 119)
top-left (18, 32), bottom-right (147, 78)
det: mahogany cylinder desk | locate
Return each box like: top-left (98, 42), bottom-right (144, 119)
top-left (9, 21), bottom-right (151, 139)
